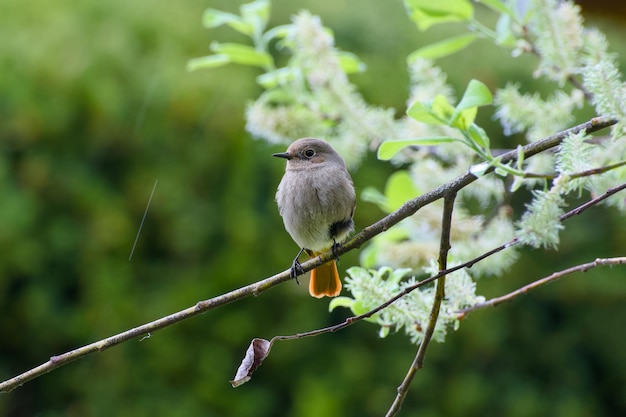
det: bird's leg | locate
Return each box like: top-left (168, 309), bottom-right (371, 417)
top-left (331, 239), bottom-right (341, 262)
top-left (290, 247), bottom-right (306, 284)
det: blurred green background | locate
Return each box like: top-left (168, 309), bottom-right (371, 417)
top-left (1, 0), bottom-right (625, 416)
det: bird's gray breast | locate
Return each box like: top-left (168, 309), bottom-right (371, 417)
top-left (277, 163), bottom-right (354, 251)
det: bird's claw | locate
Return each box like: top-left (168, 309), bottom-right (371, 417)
top-left (290, 259), bottom-right (304, 285)
top-left (331, 240), bottom-right (341, 261)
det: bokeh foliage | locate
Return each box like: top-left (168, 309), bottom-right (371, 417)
top-left (1, 0), bottom-right (625, 416)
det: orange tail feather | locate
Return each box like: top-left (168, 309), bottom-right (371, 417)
top-left (309, 260), bottom-right (342, 298)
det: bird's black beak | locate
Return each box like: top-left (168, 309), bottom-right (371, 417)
top-left (272, 152), bottom-right (292, 160)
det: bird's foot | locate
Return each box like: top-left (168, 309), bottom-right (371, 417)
top-left (289, 247), bottom-right (306, 285)
top-left (331, 240), bottom-right (342, 262)
top-left (290, 259), bottom-right (304, 285)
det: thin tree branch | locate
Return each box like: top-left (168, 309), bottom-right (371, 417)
top-left (418, 193), bottom-right (455, 366)
top-left (0, 116), bottom-right (617, 394)
top-left (522, 159), bottom-right (626, 180)
top-left (458, 257), bottom-right (626, 315)
top-left (385, 192), bottom-right (457, 417)
top-left (567, 74), bottom-right (594, 102)
top-left (559, 182), bottom-right (626, 221)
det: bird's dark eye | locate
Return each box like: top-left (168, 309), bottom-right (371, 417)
top-left (304, 149), bottom-right (315, 158)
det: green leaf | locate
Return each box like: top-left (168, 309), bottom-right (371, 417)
top-left (338, 51), bottom-right (367, 74)
top-left (186, 54), bottom-right (230, 71)
top-left (210, 42), bottom-right (273, 68)
top-left (467, 123), bottom-right (490, 150)
top-left (455, 79), bottom-right (493, 113)
top-left (407, 95), bottom-right (455, 125)
top-left (386, 268), bottom-right (413, 285)
top-left (377, 137), bottom-right (460, 160)
top-left (375, 226), bottom-right (411, 243)
top-left (494, 14), bottom-right (517, 47)
top-left (358, 244), bottom-right (379, 268)
top-left (328, 296), bottom-right (355, 312)
top-left (476, 0), bottom-right (513, 15)
top-left (262, 24), bottom-right (293, 44)
top-left (257, 88), bottom-right (294, 105)
top-left (361, 186), bottom-right (387, 209)
top-left (202, 9), bottom-right (252, 35)
top-left (454, 106), bottom-right (477, 130)
top-left (405, 0), bottom-right (474, 31)
top-left (408, 33), bottom-right (477, 61)
top-left (494, 165), bottom-right (509, 176)
top-left (510, 175), bottom-right (525, 192)
top-left (384, 171), bottom-right (420, 211)
top-left (256, 68), bottom-right (294, 88)
top-left (431, 94), bottom-right (456, 123)
top-left (516, 144), bottom-right (525, 171)
top-left (241, 0), bottom-right (270, 35)
top-left (359, 228), bottom-right (410, 267)
top-left (406, 100), bottom-right (446, 125)
top-left (450, 79), bottom-right (492, 128)
top-left (351, 300), bottom-right (378, 320)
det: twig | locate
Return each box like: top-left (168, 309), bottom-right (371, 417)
top-left (0, 117), bottom-right (617, 394)
top-left (420, 194), bottom-right (455, 364)
top-left (559, 182), bottom-right (626, 221)
top-left (385, 192), bottom-right (457, 417)
top-left (522, 159), bottom-right (626, 180)
top-left (458, 257), bottom-right (626, 316)
top-left (567, 74), bottom-right (593, 102)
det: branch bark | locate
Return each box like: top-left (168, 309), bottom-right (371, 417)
top-left (0, 116), bottom-right (617, 394)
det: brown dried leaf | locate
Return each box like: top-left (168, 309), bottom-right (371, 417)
top-left (230, 338), bottom-right (272, 387)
